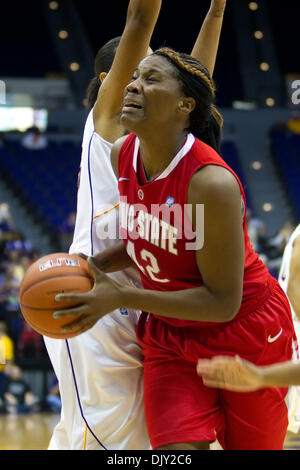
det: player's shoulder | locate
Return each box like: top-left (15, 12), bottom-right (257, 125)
top-left (112, 133), bottom-right (132, 151)
top-left (112, 132), bottom-right (137, 157)
top-left (190, 136), bottom-right (223, 163)
top-left (189, 164), bottom-right (241, 206)
top-left (293, 230), bottom-right (300, 250)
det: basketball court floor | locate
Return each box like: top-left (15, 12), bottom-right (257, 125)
top-left (0, 413), bottom-right (299, 450)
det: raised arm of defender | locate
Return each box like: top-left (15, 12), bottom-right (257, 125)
top-left (191, 0), bottom-right (227, 76)
top-left (93, 0), bottom-right (226, 142)
top-left (93, 0), bottom-right (162, 142)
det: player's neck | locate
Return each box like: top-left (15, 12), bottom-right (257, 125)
top-left (138, 132), bottom-right (187, 181)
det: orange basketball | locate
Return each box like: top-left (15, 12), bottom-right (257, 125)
top-left (19, 252), bottom-right (94, 339)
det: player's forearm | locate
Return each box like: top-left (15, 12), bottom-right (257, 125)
top-left (93, 241), bottom-right (134, 273)
top-left (120, 283), bottom-right (240, 323)
top-left (260, 361), bottom-right (300, 388)
top-left (191, 0), bottom-right (226, 76)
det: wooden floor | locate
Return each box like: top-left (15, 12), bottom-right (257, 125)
top-left (0, 413), bottom-right (59, 450)
top-left (0, 413), bottom-right (299, 450)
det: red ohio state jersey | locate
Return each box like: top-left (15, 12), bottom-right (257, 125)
top-left (118, 133), bottom-right (270, 327)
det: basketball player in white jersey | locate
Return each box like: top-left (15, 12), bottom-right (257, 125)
top-left (278, 224), bottom-right (300, 433)
top-left (45, 0), bottom-right (227, 450)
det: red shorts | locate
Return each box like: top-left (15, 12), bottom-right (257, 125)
top-left (136, 277), bottom-right (296, 450)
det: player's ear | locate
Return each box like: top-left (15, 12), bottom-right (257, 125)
top-left (99, 72), bottom-right (108, 84)
top-left (178, 97), bottom-right (196, 116)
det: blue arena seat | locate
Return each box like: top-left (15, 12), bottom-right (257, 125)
top-left (0, 140), bottom-right (81, 230)
top-left (220, 140), bottom-right (252, 210)
top-left (0, 138), bottom-right (248, 230)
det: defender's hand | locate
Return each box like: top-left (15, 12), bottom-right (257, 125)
top-left (197, 355), bottom-right (264, 392)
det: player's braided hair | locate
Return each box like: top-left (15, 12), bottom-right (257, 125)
top-left (153, 47), bottom-right (223, 150)
top-left (86, 37), bottom-right (121, 110)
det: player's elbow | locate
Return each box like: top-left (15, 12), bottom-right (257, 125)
top-left (218, 290), bottom-right (243, 322)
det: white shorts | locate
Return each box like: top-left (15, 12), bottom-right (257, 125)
top-left (44, 308), bottom-right (151, 450)
top-left (286, 319), bottom-right (300, 434)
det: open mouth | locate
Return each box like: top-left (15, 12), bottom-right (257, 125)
top-left (123, 102), bottom-right (142, 110)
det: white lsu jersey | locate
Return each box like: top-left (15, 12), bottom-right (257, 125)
top-left (44, 109), bottom-right (150, 450)
top-left (278, 224), bottom-right (300, 318)
top-left (279, 224), bottom-right (300, 434)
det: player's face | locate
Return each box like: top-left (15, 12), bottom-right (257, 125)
top-left (121, 55), bottom-right (185, 133)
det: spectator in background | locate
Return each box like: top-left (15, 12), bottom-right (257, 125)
top-left (3, 364), bottom-right (39, 414)
top-left (268, 220), bottom-right (295, 252)
top-left (0, 241), bottom-right (38, 353)
top-left (17, 320), bottom-right (43, 358)
top-left (266, 220), bottom-right (296, 274)
top-left (0, 321), bottom-right (14, 411)
top-left (0, 263), bottom-right (20, 322)
top-left (0, 244), bottom-right (31, 318)
top-left (2, 241), bottom-right (33, 281)
top-left (246, 208), bottom-right (267, 258)
top-left (0, 321), bottom-right (14, 367)
top-left (12, 254), bottom-right (31, 284)
top-left (59, 211), bottom-right (76, 252)
top-left (46, 376), bottom-right (61, 414)
top-left (287, 114), bottom-right (300, 135)
top-left (21, 126), bottom-right (48, 151)
top-left (269, 114), bottom-right (300, 138)
top-left (0, 204), bottom-right (24, 249)
top-left (0, 202), bottom-right (14, 235)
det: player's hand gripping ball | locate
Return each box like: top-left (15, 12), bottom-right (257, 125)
top-left (19, 253), bottom-right (94, 339)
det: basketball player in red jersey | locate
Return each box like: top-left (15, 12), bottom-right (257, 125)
top-left (48, 0), bottom-right (228, 450)
top-left (54, 47), bottom-right (296, 450)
